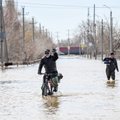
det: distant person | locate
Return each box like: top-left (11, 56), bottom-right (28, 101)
top-left (38, 49), bottom-right (59, 95)
top-left (103, 52), bottom-right (119, 83)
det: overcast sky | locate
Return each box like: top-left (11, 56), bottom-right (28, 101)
top-left (8, 0), bottom-right (120, 41)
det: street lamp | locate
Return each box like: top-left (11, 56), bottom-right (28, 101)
top-left (103, 5), bottom-right (113, 53)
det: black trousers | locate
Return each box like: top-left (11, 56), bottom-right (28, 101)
top-left (106, 68), bottom-right (115, 80)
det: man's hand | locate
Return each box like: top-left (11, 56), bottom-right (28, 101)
top-left (117, 69), bottom-right (119, 72)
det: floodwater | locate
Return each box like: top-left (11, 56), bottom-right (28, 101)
top-left (0, 56), bottom-right (120, 120)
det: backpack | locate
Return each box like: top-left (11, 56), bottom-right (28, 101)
top-left (51, 73), bottom-right (63, 87)
top-left (103, 57), bottom-right (111, 65)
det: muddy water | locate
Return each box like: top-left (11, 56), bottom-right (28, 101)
top-left (0, 56), bottom-right (120, 120)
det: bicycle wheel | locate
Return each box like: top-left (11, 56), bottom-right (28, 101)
top-left (42, 84), bottom-right (48, 96)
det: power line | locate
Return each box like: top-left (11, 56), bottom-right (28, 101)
top-left (3, 1), bottom-right (120, 9)
top-left (3, 1), bottom-right (89, 8)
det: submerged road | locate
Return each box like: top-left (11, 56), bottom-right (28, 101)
top-left (0, 56), bottom-right (120, 120)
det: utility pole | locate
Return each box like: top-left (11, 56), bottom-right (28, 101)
top-left (39, 23), bottom-right (41, 34)
top-left (22, 7), bottom-right (25, 61)
top-left (42, 26), bottom-right (44, 35)
top-left (29, 17), bottom-right (37, 41)
top-left (101, 19), bottom-right (104, 60)
top-left (28, 17), bottom-right (37, 42)
top-left (22, 7), bottom-right (25, 50)
top-left (110, 11), bottom-right (113, 53)
top-left (3, 16), bottom-right (8, 64)
top-left (67, 29), bottom-right (70, 55)
top-left (103, 5), bottom-right (113, 53)
top-left (0, 0), bottom-right (3, 69)
top-left (93, 4), bottom-right (97, 59)
top-left (79, 35), bottom-right (81, 55)
top-left (0, 0), bottom-right (8, 68)
top-left (32, 17), bottom-right (35, 41)
top-left (45, 29), bottom-right (47, 37)
top-left (57, 32), bottom-right (59, 47)
top-left (22, 7), bottom-right (29, 61)
top-left (87, 7), bottom-right (90, 58)
top-left (57, 32), bottom-right (60, 54)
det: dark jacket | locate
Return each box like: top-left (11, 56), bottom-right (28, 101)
top-left (103, 57), bottom-right (119, 71)
top-left (38, 52), bottom-right (58, 74)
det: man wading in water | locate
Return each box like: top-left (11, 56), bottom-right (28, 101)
top-left (103, 52), bottom-right (119, 83)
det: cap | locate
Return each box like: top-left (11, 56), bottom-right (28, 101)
top-left (45, 49), bottom-right (50, 54)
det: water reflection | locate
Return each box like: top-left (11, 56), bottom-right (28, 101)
top-left (43, 96), bottom-right (59, 108)
top-left (106, 83), bottom-right (115, 88)
top-left (41, 96), bottom-right (60, 120)
top-left (106, 80), bottom-right (117, 88)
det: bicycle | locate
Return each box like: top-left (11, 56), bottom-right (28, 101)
top-left (41, 73), bottom-right (63, 96)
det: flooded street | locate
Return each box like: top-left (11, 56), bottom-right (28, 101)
top-left (0, 56), bottom-right (120, 120)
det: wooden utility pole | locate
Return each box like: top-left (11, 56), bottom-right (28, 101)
top-left (103, 5), bottom-right (113, 53)
top-left (0, 0), bottom-right (3, 68)
top-left (110, 11), bottom-right (113, 52)
top-left (79, 35), bottom-right (81, 55)
top-left (0, 0), bottom-right (8, 68)
top-left (29, 18), bottom-right (37, 41)
top-left (67, 29), bottom-right (70, 55)
top-left (22, 7), bottom-right (26, 62)
top-left (39, 23), bottom-right (41, 34)
top-left (57, 32), bottom-right (59, 45)
top-left (2, 17), bottom-right (8, 64)
top-left (93, 4), bottom-right (97, 59)
top-left (56, 32), bottom-right (60, 54)
top-left (32, 17), bottom-right (35, 41)
top-left (45, 29), bottom-right (47, 37)
top-left (87, 7), bottom-right (90, 58)
top-left (22, 7), bottom-right (30, 62)
top-left (101, 19), bottom-right (104, 60)
top-left (22, 7), bottom-right (25, 50)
